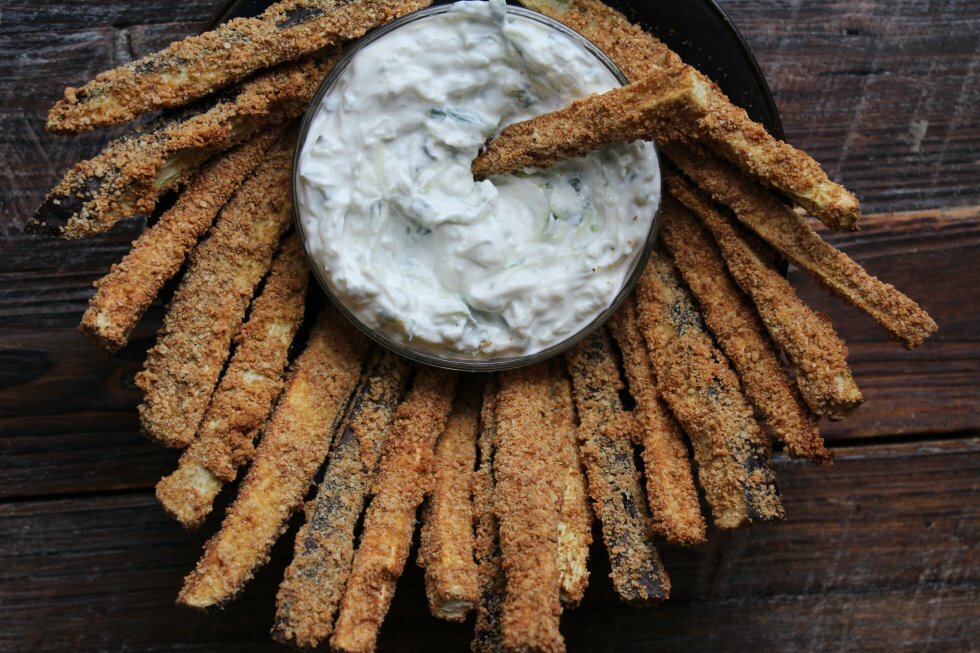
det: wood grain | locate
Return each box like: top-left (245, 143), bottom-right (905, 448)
top-left (0, 1), bottom-right (977, 651)
top-left (726, 0), bottom-right (980, 215)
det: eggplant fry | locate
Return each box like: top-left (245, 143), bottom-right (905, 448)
top-left (634, 251), bottom-right (784, 529)
top-left (516, 0), bottom-right (860, 231)
top-left (417, 380), bottom-right (481, 623)
top-left (493, 364), bottom-right (566, 653)
top-left (472, 66), bottom-right (701, 179)
top-left (659, 196), bottom-right (832, 461)
top-left (472, 378), bottom-right (506, 653)
top-left (550, 365), bottom-right (592, 607)
top-left (136, 136), bottom-right (295, 449)
top-left (666, 143), bottom-right (937, 348)
top-left (47, 0), bottom-right (432, 133)
top-left (155, 234), bottom-right (309, 528)
top-left (331, 367), bottom-right (456, 653)
top-left (608, 300), bottom-right (707, 546)
top-left (178, 307), bottom-right (371, 609)
top-left (79, 132), bottom-right (280, 352)
top-left (564, 329), bottom-right (669, 605)
top-left (273, 351), bottom-right (409, 648)
top-left (666, 173), bottom-right (863, 420)
top-left (34, 55), bottom-right (338, 239)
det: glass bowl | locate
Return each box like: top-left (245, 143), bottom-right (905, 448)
top-left (292, 3), bottom-right (662, 372)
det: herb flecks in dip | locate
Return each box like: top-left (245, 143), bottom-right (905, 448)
top-left (297, 0), bottom-right (660, 359)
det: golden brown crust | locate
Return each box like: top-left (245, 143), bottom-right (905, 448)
top-left (472, 66), bottom-right (701, 179)
top-left (177, 307), bottom-right (370, 609)
top-left (331, 367), bottom-right (456, 653)
top-left (47, 0), bottom-right (432, 133)
top-left (608, 301), bottom-right (707, 546)
top-left (659, 196), bottom-right (832, 462)
top-left (33, 56), bottom-right (336, 239)
top-left (79, 133), bottom-right (280, 351)
top-left (493, 364), bottom-right (566, 653)
top-left (564, 330), bottom-right (670, 605)
top-left (135, 137), bottom-right (295, 449)
top-left (417, 380), bottom-right (481, 623)
top-left (633, 252), bottom-right (785, 529)
top-left (666, 144), bottom-right (937, 349)
top-left (273, 351), bottom-right (409, 648)
top-left (549, 365), bottom-right (592, 607)
top-left (472, 378), bottom-right (506, 653)
top-left (155, 233), bottom-right (309, 527)
top-left (201, 232), bottom-right (310, 478)
top-left (516, 0), bottom-right (861, 231)
top-left (666, 172), bottom-right (863, 420)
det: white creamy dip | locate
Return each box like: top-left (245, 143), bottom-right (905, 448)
top-left (297, 0), bottom-right (660, 360)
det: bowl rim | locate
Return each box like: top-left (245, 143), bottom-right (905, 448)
top-left (291, 3), bottom-right (663, 372)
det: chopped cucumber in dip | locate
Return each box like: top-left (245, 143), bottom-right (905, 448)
top-left (296, 0), bottom-right (660, 359)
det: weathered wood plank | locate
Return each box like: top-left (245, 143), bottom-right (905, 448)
top-left (721, 0), bottom-right (980, 214)
top-left (1, 439), bottom-right (976, 652)
top-left (0, 2), bottom-right (216, 34)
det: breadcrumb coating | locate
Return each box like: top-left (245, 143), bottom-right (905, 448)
top-left (155, 233), bottom-right (309, 528)
top-left (34, 55), bottom-right (337, 238)
top-left (331, 367), bottom-right (456, 653)
top-left (564, 330), bottom-right (670, 605)
top-left (494, 364), bottom-right (566, 653)
top-left (666, 144), bottom-right (937, 349)
top-left (79, 132), bottom-right (279, 352)
top-left (135, 136), bottom-right (295, 449)
top-left (273, 351), bottom-right (409, 648)
top-left (47, 0), bottom-right (432, 133)
top-left (418, 380), bottom-right (481, 622)
top-left (634, 252), bottom-right (785, 529)
top-left (549, 365), bottom-right (592, 607)
top-left (659, 196), bottom-right (832, 462)
top-left (516, 0), bottom-right (860, 231)
top-left (472, 65), bottom-right (701, 179)
top-left (608, 300), bottom-right (707, 546)
top-left (472, 378), bottom-right (506, 653)
top-left (178, 307), bottom-right (370, 609)
top-left (666, 173), bottom-right (863, 421)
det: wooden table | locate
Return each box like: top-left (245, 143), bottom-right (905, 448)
top-left (1, 1), bottom-right (977, 651)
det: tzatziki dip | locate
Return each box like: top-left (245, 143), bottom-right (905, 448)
top-left (296, 0), bottom-right (660, 362)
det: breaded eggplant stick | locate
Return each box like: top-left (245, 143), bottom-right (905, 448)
top-left (516, 0), bottom-right (860, 231)
top-left (564, 330), bottom-right (669, 605)
top-left (493, 364), bottom-right (566, 653)
top-left (659, 196), bottom-right (832, 461)
top-left (80, 132), bottom-right (279, 352)
top-left (155, 234), bottom-right (309, 528)
top-left (634, 252), bottom-right (784, 529)
top-left (136, 137), bottom-right (295, 449)
top-left (273, 351), bottom-right (409, 648)
top-left (33, 55), bottom-right (338, 239)
top-left (178, 307), bottom-right (371, 609)
top-left (608, 301), bottom-right (707, 546)
top-left (549, 365), bottom-right (592, 607)
top-left (666, 176), bottom-right (862, 420)
top-left (472, 378), bottom-right (506, 653)
top-left (472, 66), bottom-right (701, 179)
top-left (417, 380), bottom-right (481, 623)
top-left (331, 367), bottom-right (456, 653)
top-left (665, 144), bottom-right (937, 348)
top-left (47, 0), bottom-right (432, 133)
